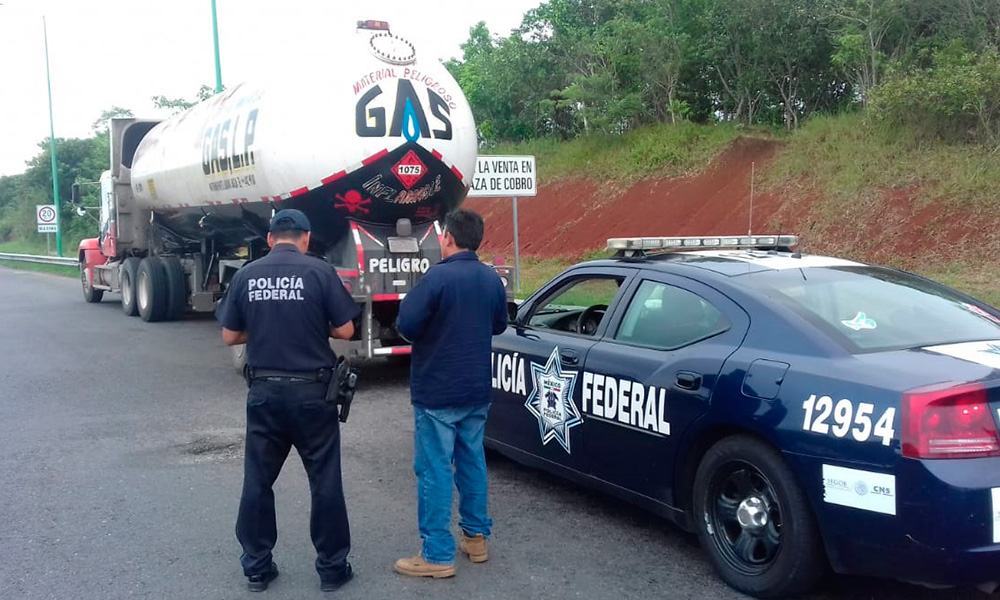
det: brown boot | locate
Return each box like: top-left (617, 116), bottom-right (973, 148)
top-left (394, 555), bottom-right (456, 578)
top-left (460, 533), bottom-right (488, 563)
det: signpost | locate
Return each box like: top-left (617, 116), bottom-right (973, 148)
top-left (37, 204), bottom-right (57, 255)
top-left (468, 155), bottom-right (537, 292)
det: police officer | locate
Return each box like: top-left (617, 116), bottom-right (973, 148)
top-left (218, 209), bottom-right (358, 593)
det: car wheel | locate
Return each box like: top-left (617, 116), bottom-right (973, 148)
top-left (693, 435), bottom-right (826, 598)
top-left (120, 257), bottom-right (141, 316)
top-left (136, 257), bottom-right (169, 322)
top-left (162, 256), bottom-right (188, 322)
top-left (80, 262), bottom-right (103, 303)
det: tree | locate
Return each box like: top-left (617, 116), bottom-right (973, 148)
top-left (91, 106), bottom-right (134, 135)
top-left (151, 84), bottom-right (221, 115)
top-left (759, 0), bottom-right (838, 128)
top-left (704, 0), bottom-right (770, 124)
top-left (828, 0), bottom-right (907, 106)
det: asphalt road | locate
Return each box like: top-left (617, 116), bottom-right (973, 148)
top-left (0, 265), bottom-right (994, 600)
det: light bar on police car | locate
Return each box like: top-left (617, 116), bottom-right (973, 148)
top-left (606, 235), bottom-right (798, 251)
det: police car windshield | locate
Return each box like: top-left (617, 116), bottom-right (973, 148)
top-left (741, 265), bottom-right (1000, 353)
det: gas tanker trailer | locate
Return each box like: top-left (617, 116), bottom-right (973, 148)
top-left (75, 20), bottom-right (513, 361)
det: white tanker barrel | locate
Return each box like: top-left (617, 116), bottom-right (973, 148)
top-left (129, 22), bottom-right (477, 249)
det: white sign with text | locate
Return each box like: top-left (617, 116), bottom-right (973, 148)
top-left (468, 155), bottom-right (537, 197)
top-left (36, 204), bottom-right (57, 233)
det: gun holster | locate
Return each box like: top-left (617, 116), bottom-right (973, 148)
top-left (327, 356), bottom-right (359, 423)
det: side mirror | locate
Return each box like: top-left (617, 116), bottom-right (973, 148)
top-left (507, 300), bottom-right (520, 324)
top-left (71, 182), bottom-right (81, 205)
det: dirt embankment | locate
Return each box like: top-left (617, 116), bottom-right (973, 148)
top-left (466, 137), bottom-right (1000, 268)
top-left (466, 138), bottom-right (801, 259)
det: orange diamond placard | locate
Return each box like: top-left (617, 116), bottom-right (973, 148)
top-left (392, 151), bottom-right (427, 190)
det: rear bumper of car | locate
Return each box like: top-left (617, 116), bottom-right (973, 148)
top-left (791, 452), bottom-right (1000, 588)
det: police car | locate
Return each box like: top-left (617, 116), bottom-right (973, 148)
top-left (486, 235), bottom-right (1000, 598)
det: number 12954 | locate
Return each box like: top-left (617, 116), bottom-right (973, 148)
top-left (802, 395), bottom-right (896, 446)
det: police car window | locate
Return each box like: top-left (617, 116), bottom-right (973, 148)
top-left (615, 280), bottom-right (728, 349)
top-left (527, 277), bottom-right (623, 336)
top-left (742, 266), bottom-right (1000, 352)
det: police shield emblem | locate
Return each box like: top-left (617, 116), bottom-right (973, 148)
top-left (525, 347), bottom-right (582, 453)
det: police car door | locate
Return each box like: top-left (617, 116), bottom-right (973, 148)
top-left (488, 267), bottom-right (634, 477)
top-left (581, 273), bottom-right (749, 505)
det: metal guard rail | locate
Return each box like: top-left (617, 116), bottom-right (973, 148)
top-left (0, 252), bottom-right (78, 267)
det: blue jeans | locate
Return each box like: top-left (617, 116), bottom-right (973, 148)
top-left (413, 403), bottom-right (493, 565)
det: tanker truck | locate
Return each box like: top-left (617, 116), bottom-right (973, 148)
top-left (75, 20), bottom-right (514, 361)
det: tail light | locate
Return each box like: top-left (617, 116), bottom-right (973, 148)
top-left (902, 382), bottom-right (1000, 459)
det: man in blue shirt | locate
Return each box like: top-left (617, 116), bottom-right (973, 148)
top-left (394, 209), bottom-right (508, 578)
top-left (219, 209), bottom-right (358, 593)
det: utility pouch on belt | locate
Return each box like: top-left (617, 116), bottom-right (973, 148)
top-left (328, 356), bottom-right (359, 423)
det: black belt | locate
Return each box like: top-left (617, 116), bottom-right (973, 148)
top-left (246, 367), bottom-right (334, 383)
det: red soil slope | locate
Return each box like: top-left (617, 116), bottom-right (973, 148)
top-left (465, 138), bottom-right (801, 259)
top-left (466, 137), bottom-right (997, 268)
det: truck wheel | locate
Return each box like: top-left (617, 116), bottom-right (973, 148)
top-left (80, 262), bottom-right (104, 303)
top-left (693, 435), bottom-right (826, 598)
top-left (162, 256), bottom-right (188, 322)
top-left (120, 257), bottom-right (141, 316)
top-left (137, 257), bottom-right (170, 322)
top-left (231, 344), bottom-right (248, 372)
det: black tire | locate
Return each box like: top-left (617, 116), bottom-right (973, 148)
top-left (162, 256), bottom-right (188, 322)
top-left (80, 262), bottom-right (104, 303)
top-left (693, 435), bottom-right (826, 598)
top-left (136, 257), bottom-right (170, 323)
top-left (120, 257), bottom-right (141, 317)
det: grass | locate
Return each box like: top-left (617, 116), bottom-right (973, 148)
top-left (490, 121), bottom-right (756, 184)
top-left (918, 262), bottom-right (1000, 308)
top-left (0, 239), bottom-right (81, 278)
top-left (0, 236), bottom-right (87, 256)
top-left (0, 239), bottom-right (58, 254)
top-left (767, 112), bottom-right (1000, 211)
top-left (513, 249), bottom-right (614, 300)
top-left (515, 255), bottom-right (1000, 308)
top-left (513, 256), bottom-right (579, 299)
top-left (0, 259), bottom-right (78, 277)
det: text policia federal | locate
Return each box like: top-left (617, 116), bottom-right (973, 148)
top-left (491, 350), bottom-right (671, 436)
top-left (247, 276), bottom-right (306, 302)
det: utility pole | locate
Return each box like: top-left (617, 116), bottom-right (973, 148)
top-left (43, 15), bottom-right (62, 256)
top-left (211, 0), bottom-right (223, 93)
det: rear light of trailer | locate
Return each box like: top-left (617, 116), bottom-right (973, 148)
top-left (902, 382), bottom-right (1000, 459)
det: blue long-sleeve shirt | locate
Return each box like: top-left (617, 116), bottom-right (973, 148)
top-left (396, 251), bottom-right (508, 408)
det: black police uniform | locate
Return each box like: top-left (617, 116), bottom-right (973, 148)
top-left (218, 240), bottom-right (359, 585)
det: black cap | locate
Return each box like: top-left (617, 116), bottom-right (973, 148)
top-left (269, 209), bottom-right (311, 232)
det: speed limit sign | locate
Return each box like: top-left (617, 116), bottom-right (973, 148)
top-left (36, 204), bottom-right (58, 233)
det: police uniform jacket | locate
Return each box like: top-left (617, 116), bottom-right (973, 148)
top-left (396, 251), bottom-right (508, 408)
top-left (219, 244), bottom-right (359, 371)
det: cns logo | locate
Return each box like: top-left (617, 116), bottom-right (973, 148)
top-left (355, 80), bottom-right (452, 142)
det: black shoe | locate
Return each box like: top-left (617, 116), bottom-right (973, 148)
top-left (320, 563), bottom-right (354, 592)
top-left (248, 562), bottom-right (279, 592)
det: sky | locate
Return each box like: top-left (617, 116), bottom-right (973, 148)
top-left (0, 0), bottom-right (542, 177)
